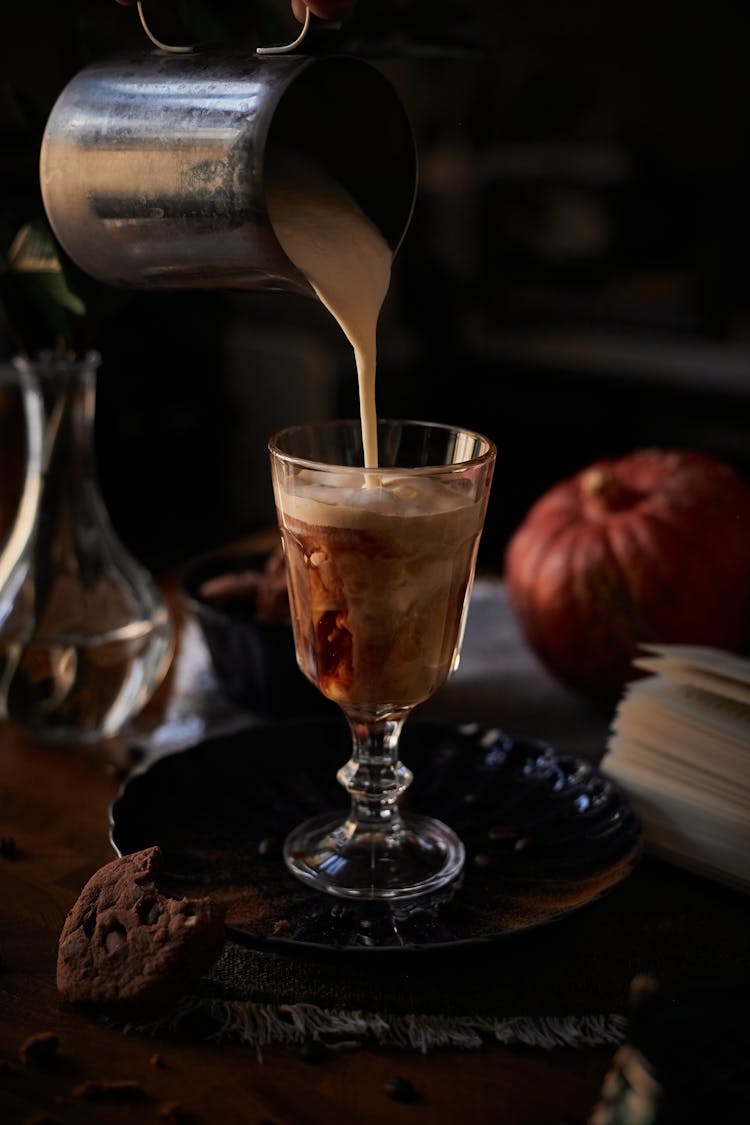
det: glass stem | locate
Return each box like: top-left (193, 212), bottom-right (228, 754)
top-left (337, 715), bottom-right (413, 838)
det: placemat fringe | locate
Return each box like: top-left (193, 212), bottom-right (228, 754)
top-left (127, 998), bottom-right (627, 1054)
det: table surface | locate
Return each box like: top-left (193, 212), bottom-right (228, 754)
top-left (0, 557), bottom-right (659, 1125)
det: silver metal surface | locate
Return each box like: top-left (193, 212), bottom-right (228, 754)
top-left (40, 50), bottom-right (417, 295)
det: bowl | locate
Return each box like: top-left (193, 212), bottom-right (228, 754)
top-left (179, 545), bottom-right (334, 720)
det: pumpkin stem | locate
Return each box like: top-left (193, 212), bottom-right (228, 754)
top-left (581, 467), bottom-right (643, 513)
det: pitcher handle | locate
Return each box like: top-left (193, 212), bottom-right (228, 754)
top-left (136, 0), bottom-right (314, 57)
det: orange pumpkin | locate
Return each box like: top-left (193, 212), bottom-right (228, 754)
top-left (504, 448), bottom-right (750, 702)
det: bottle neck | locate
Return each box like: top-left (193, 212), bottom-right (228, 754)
top-left (15, 351), bottom-right (102, 482)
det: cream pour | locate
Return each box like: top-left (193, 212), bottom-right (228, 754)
top-left (267, 155), bottom-right (393, 468)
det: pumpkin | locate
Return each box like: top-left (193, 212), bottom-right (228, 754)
top-left (504, 448), bottom-right (750, 702)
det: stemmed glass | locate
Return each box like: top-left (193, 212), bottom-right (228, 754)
top-left (269, 419), bottom-right (496, 900)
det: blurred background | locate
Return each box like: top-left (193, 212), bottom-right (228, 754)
top-left (2, 0), bottom-right (749, 575)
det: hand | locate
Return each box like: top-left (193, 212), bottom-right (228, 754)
top-left (114, 1), bottom-right (357, 20)
top-left (290, 1), bottom-right (357, 20)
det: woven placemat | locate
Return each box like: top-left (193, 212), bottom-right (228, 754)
top-left (126, 854), bottom-right (749, 1051)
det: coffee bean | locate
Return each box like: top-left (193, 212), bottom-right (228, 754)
top-left (72, 1079), bottom-right (145, 1101)
top-left (384, 1075), bottom-right (420, 1103)
top-left (18, 1031), bottom-right (60, 1067)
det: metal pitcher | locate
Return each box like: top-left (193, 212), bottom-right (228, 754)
top-left (40, 49), bottom-right (417, 295)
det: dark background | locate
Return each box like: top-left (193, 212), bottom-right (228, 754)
top-left (2, 0), bottom-right (750, 576)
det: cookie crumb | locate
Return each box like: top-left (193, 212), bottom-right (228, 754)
top-left (384, 1075), bottom-right (420, 1103)
top-left (1, 835), bottom-right (21, 859)
top-left (271, 919), bottom-right (291, 936)
top-left (72, 1079), bottom-right (146, 1101)
top-left (150, 1052), bottom-right (168, 1068)
top-left (159, 1100), bottom-right (199, 1123)
top-left (18, 1032), bottom-right (60, 1067)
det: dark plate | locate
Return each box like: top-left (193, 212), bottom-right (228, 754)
top-left (110, 718), bottom-right (641, 953)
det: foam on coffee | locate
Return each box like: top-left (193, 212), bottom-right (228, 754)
top-left (280, 472), bottom-right (483, 529)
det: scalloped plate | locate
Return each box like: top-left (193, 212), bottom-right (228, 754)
top-left (110, 718), bottom-right (641, 953)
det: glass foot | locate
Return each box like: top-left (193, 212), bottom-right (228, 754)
top-left (283, 810), bottom-right (465, 900)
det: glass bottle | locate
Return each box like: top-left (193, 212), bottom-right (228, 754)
top-left (588, 974), bottom-right (748, 1125)
top-left (0, 351), bottom-right (174, 744)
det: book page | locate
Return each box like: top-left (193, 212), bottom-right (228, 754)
top-left (616, 676), bottom-right (750, 748)
top-left (611, 689), bottom-right (750, 777)
top-left (605, 731), bottom-right (749, 806)
top-left (604, 737), bottom-right (749, 820)
top-left (602, 756), bottom-right (750, 892)
top-left (635, 643), bottom-right (750, 698)
top-left (633, 655), bottom-right (750, 705)
top-left (605, 645), bottom-right (750, 893)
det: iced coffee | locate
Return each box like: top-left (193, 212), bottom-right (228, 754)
top-left (274, 468), bottom-right (487, 716)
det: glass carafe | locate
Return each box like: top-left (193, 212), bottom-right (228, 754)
top-left (0, 351), bottom-right (174, 744)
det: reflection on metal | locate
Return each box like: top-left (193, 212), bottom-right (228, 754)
top-left (40, 52), bottom-right (417, 296)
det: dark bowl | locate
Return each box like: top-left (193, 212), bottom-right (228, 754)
top-left (178, 548), bottom-right (335, 720)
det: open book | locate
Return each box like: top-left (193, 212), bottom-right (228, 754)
top-left (601, 644), bottom-right (750, 894)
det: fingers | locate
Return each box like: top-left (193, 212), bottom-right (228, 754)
top-left (118, 2), bottom-right (354, 26)
top-left (291, 2), bottom-right (356, 23)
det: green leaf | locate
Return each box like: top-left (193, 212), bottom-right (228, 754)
top-left (7, 221), bottom-right (86, 318)
top-left (1, 219), bottom-right (89, 357)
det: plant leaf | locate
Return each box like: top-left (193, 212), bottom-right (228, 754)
top-left (0, 219), bottom-right (87, 355)
top-left (7, 222), bottom-right (86, 318)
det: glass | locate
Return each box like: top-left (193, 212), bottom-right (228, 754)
top-left (269, 418), bottom-right (496, 900)
top-left (0, 351), bottom-right (175, 744)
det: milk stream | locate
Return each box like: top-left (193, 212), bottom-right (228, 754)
top-left (267, 155), bottom-right (392, 468)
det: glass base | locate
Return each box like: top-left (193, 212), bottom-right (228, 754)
top-left (283, 810), bottom-right (465, 901)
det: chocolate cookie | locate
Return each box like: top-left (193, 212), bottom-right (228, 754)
top-left (57, 846), bottom-right (225, 1015)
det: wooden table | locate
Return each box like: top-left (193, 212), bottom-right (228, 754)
top-left (0, 722), bottom-right (614, 1125)
top-left (0, 572), bottom-right (618, 1125)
